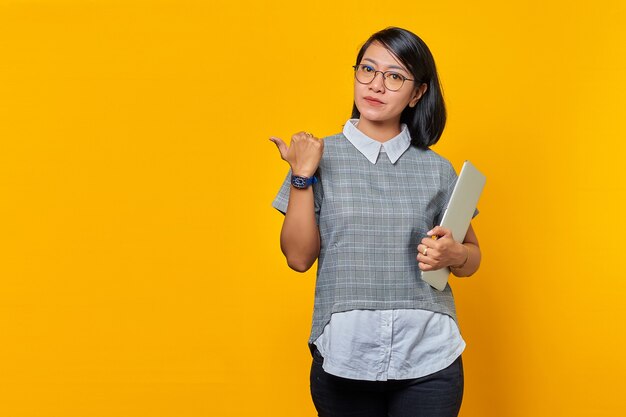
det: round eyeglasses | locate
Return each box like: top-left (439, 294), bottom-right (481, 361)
top-left (353, 64), bottom-right (415, 91)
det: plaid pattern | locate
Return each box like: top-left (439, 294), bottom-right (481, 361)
top-left (272, 133), bottom-right (478, 344)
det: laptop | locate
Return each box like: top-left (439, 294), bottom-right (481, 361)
top-left (421, 160), bottom-right (486, 291)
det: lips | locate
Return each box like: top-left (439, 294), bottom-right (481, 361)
top-left (364, 96), bottom-right (384, 105)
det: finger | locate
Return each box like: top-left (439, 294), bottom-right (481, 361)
top-left (417, 252), bottom-right (428, 264)
top-left (311, 135), bottom-right (323, 143)
top-left (269, 136), bottom-right (289, 159)
top-left (418, 261), bottom-right (433, 271)
top-left (421, 237), bottom-right (438, 249)
top-left (427, 226), bottom-right (452, 239)
top-left (296, 131), bottom-right (320, 141)
top-left (293, 131), bottom-right (309, 141)
top-left (417, 244), bottom-right (427, 256)
top-left (420, 247), bottom-right (440, 262)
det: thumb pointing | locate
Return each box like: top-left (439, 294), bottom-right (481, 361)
top-left (269, 136), bottom-right (288, 160)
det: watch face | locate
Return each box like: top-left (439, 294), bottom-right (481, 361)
top-left (292, 176), bottom-right (307, 188)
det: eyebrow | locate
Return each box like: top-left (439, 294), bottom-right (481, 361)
top-left (362, 58), bottom-right (407, 72)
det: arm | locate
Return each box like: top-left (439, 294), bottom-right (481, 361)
top-left (417, 223), bottom-right (481, 277)
top-left (449, 223), bottom-right (481, 277)
top-left (279, 185), bottom-right (320, 272)
top-left (270, 132), bottom-right (324, 273)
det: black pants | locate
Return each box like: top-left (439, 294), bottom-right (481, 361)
top-left (309, 345), bottom-right (464, 417)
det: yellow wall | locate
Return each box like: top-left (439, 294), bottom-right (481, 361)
top-left (1, 1), bottom-right (624, 416)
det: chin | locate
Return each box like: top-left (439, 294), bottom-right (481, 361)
top-left (358, 109), bottom-right (389, 123)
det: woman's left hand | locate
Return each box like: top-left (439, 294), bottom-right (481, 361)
top-left (416, 226), bottom-right (466, 271)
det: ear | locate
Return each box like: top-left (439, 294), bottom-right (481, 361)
top-left (409, 83), bottom-right (428, 107)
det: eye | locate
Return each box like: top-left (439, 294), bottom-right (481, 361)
top-left (361, 65), bottom-right (375, 73)
top-left (388, 72), bottom-right (404, 81)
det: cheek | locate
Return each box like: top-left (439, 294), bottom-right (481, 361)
top-left (353, 83), bottom-right (367, 111)
top-left (393, 93), bottom-right (414, 111)
top-left (354, 80), bottom-right (366, 98)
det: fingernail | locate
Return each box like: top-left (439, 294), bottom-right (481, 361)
top-left (426, 230), bottom-right (433, 235)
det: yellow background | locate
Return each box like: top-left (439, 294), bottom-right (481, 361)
top-left (1, 0), bottom-right (624, 416)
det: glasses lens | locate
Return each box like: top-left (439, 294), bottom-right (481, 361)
top-left (355, 65), bottom-right (375, 84)
top-left (383, 72), bottom-right (404, 91)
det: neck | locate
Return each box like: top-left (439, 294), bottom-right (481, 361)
top-left (356, 118), bottom-right (402, 143)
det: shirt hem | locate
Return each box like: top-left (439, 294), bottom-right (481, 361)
top-left (316, 340), bottom-right (466, 382)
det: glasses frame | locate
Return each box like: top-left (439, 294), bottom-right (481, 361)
top-left (352, 64), bottom-right (415, 91)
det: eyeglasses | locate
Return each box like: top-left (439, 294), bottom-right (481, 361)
top-left (353, 64), bottom-right (415, 91)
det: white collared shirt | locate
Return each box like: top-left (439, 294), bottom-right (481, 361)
top-left (342, 119), bottom-right (412, 164)
top-left (313, 119), bottom-right (466, 381)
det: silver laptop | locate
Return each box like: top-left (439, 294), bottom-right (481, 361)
top-left (421, 160), bottom-right (486, 291)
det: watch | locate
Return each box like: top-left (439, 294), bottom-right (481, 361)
top-left (291, 174), bottom-right (318, 189)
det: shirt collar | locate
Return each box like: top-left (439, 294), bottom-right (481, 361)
top-left (342, 119), bottom-right (411, 164)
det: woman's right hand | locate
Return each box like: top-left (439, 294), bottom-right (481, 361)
top-left (269, 131), bottom-right (324, 177)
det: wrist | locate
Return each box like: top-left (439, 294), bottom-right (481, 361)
top-left (292, 170), bottom-right (315, 177)
top-left (450, 244), bottom-right (469, 270)
top-left (290, 164), bottom-right (317, 178)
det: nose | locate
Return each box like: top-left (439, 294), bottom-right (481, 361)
top-left (369, 71), bottom-right (385, 92)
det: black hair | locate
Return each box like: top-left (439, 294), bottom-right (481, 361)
top-left (351, 27), bottom-right (446, 149)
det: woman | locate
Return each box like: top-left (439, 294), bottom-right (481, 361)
top-left (270, 26), bottom-right (481, 417)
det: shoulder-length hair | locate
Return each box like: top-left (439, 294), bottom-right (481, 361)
top-left (351, 27), bottom-right (447, 149)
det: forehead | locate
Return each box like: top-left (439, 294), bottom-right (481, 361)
top-left (361, 42), bottom-right (408, 72)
